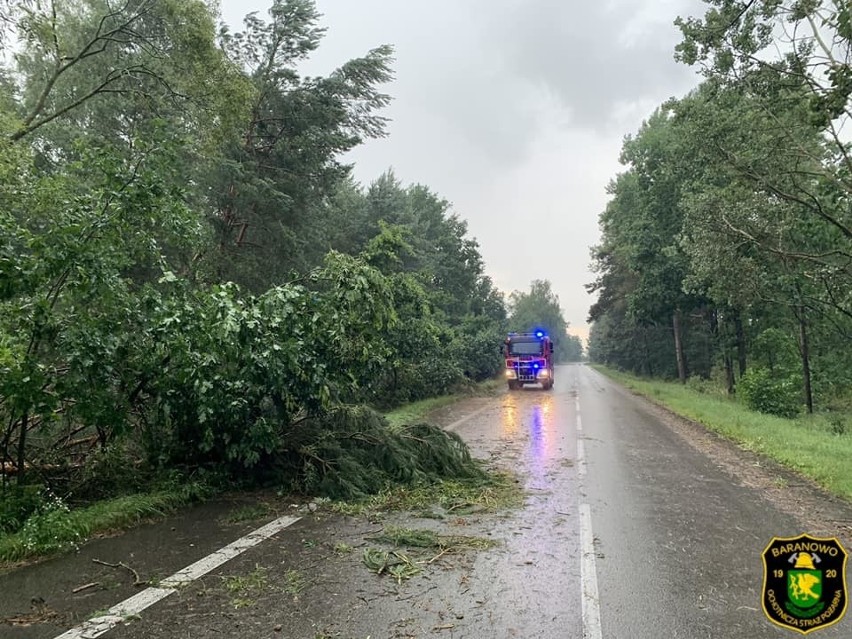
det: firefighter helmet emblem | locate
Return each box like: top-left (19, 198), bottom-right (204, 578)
top-left (762, 534), bottom-right (848, 634)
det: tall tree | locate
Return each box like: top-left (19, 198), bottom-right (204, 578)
top-left (508, 280), bottom-right (571, 361)
top-left (210, 0), bottom-right (394, 289)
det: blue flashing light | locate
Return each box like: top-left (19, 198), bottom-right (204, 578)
top-left (535, 330), bottom-right (545, 338)
top-left (533, 363), bottom-right (540, 369)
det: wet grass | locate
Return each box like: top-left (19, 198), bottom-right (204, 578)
top-left (224, 502), bottom-right (275, 524)
top-left (0, 482), bottom-right (211, 566)
top-left (383, 378), bottom-right (502, 428)
top-left (595, 366), bottom-right (852, 502)
top-left (283, 569), bottom-right (308, 596)
top-left (221, 564), bottom-right (269, 609)
top-left (384, 396), bottom-right (466, 429)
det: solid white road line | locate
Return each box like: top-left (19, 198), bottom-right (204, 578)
top-left (53, 514), bottom-right (301, 639)
top-left (580, 503), bottom-right (603, 639)
top-left (445, 403), bottom-right (492, 432)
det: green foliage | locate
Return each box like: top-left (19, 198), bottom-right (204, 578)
top-left (332, 469), bottom-right (524, 517)
top-left (562, 334), bottom-right (584, 362)
top-left (144, 252), bottom-right (397, 470)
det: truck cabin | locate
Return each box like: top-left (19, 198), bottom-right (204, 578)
top-left (503, 332), bottom-right (554, 357)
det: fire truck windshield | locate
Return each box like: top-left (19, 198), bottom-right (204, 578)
top-left (508, 341), bottom-right (543, 356)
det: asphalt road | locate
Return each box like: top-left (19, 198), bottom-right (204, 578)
top-left (2, 363), bottom-right (851, 639)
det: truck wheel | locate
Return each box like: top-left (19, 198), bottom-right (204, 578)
top-left (543, 380), bottom-right (554, 391)
top-left (508, 381), bottom-right (520, 390)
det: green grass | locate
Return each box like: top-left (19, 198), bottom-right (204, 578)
top-left (0, 482), bottom-right (211, 566)
top-left (222, 565), bottom-right (268, 594)
top-left (383, 378), bottom-right (502, 428)
top-left (282, 569), bottom-right (308, 596)
top-left (224, 502), bottom-right (275, 524)
top-left (384, 395), bottom-right (464, 428)
top-left (594, 366), bottom-right (852, 501)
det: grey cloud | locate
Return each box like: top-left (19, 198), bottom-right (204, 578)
top-left (378, 0), bottom-right (706, 167)
top-left (483, 0), bottom-right (706, 131)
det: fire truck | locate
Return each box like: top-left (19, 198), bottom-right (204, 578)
top-left (502, 331), bottom-right (554, 390)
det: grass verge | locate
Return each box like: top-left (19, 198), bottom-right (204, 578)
top-left (594, 365), bottom-right (852, 501)
top-left (383, 377), bottom-right (502, 428)
top-left (0, 481), bottom-right (211, 566)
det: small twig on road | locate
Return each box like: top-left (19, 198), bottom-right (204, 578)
top-left (433, 624), bottom-right (455, 631)
top-left (92, 559), bottom-right (144, 586)
top-left (395, 585), bottom-right (437, 601)
top-left (72, 582), bottom-right (100, 594)
top-left (426, 547), bottom-right (451, 564)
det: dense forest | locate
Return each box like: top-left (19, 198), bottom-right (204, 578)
top-left (588, 0), bottom-right (852, 418)
top-left (0, 0), bottom-right (585, 542)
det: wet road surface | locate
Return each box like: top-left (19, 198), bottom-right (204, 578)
top-left (2, 363), bottom-right (851, 638)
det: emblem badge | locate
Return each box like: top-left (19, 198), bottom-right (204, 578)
top-left (762, 534), bottom-right (848, 634)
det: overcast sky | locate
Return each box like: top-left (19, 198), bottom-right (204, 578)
top-left (220, 0), bottom-right (707, 341)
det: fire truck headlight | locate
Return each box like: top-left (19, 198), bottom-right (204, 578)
top-left (537, 369), bottom-right (549, 379)
top-left (505, 369), bottom-right (517, 379)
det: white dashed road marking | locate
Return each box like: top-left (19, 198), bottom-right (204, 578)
top-left (576, 396), bottom-right (603, 639)
top-left (445, 403), bottom-right (493, 432)
top-left (580, 502), bottom-right (603, 639)
top-left (53, 515), bottom-right (301, 639)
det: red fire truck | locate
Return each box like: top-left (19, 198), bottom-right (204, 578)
top-left (502, 331), bottom-right (554, 390)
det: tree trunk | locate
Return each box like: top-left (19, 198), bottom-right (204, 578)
top-left (734, 312), bottom-right (746, 377)
top-left (673, 310), bottom-right (687, 383)
top-left (724, 354), bottom-right (735, 395)
top-left (16, 412), bottom-right (27, 486)
top-left (642, 330), bottom-right (653, 376)
top-left (797, 305), bottom-right (814, 414)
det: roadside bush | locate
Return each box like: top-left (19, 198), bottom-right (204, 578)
top-left (828, 415), bottom-right (848, 436)
top-left (686, 375), bottom-right (713, 394)
top-left (738, 367), bottom-right (801, 418)
top-left (450, 317), bottom-right (505, 382)
top-left (0, 484), bottom-right (43, 534)
top-left (18, 491), bottom-right (81, 555)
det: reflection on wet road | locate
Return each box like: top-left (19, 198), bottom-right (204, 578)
top-left (501, 390), bottom-right (559, 490)
top-left (457, 377), bottom-right (585, 638)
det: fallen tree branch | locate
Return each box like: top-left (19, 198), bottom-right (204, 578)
top-left (72, 582), bottom-right (100, 594)
top-left (92, 559), bottom-right (144, 586)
